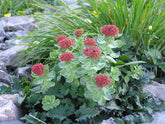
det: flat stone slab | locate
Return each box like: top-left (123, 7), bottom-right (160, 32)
top-left (1, 16), bottom-right (35, 31)
top-left (0, 43), bottom-right (8, 50)
top-left (0, 120), bottom-right (24, 124)
top-left (17, 65), bottom-right (31, 79)
top-left (0, 70), bottom-right (10, 84)
top-left (142, 81), bottom-right (165, 102)
top-left (0, 94), bottom-right (21, 122)
top-left (0, 45), bottom-right (27, 66)
top-left (152, 111), bottom-right (165, 124)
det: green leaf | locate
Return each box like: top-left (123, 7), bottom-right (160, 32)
top-left (47, 71), bottom-right (55, 80)
top-left (106, 56), bottom-right (117, 63)
top-left (158, 62), bottom-right (165, 72)
top-left (125, 61), bottom-right (146, 66)
top-left (18, 95), bottom-right (26, 105)
top-left (44, 65), bottom-right (49, 74)
top-left (110, 67), bottom-right (121, 81)
top-left (42, 95), bottom-right (60, 111)
top-left (110, 52), bottom-right (120, 58)
top-left (60, 68), bottom-right (72, 78)
top-left (109, 40), bottom-right (123, 48)
top-left (124, 75), bottom-right (130, 83)
top-left (50, 51), bottom-right (57, 59)
top-left (58, 62), bottom-right (68, 69)
top-left (66, 74), bottom-right (74, 83)
top-left (41, 81), bottom-right (55, 92)
top-left (105, 101), bottom-right (122, 110)
top-left (85, 89), bottom-right (106, 105)
top-left (145, 49), bottom-right (161, 65)
top-left (47, 104), bottom-right (75, 121)
top-left (80, 76), bottom-right (92, 85)
top-left (75, 106), bottom-right (100, 122)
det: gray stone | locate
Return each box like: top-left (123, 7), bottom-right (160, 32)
top-left (0, 20), bottom-right (6, 30)
top-left (152, 111), bottom-right (165, 124)
top-left (28, 23), bottom-right (39, 32)
top-left (5, 30), bottom-right (28, 40)
top-left (0, 46), bottom-right (27, 66)
top-left (142, 81), bottom-right (165, 102)
top-left (0, 70), bottom-right (10, 84)
top-left (0, 82), bottom-right (9, 87)
top-left (1, 16), bottom-right (35, 32)
top-left (5, 39), bottom-right (23, 46)
top-left (0, 61), bottom-right (7, 72)
top-left (63, 0), bottom-right (77, 4)
top-left (101, 117), bottom-right (116, 124)
top-left (0, 94), bottom-right (21, 122)
top-left (0, 120), bottom-right (24, 124)
top-left (0, 43), bottom-right (8, 50)
top-left (0, 29), bottom-right (6, 43)
top-left (17, 65), bottom-right (31, 79)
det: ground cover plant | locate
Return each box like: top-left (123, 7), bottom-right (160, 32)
top-left (13, 26), bottom-right (165, 123)
top-left (0, 0), bottom-right (165, 123)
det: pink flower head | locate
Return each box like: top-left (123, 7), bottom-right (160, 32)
top-left (59, 38), bottom-right (74, 49)
top-left (31, 63), bottom-right (45, 76)
top-left (84, 38), bottom-right (97, 46)
top-left (56, 35), bottom-right (67, 43)
top-left (60, 52), bottom-right (74, 62)
top-left (83, 46), bottom-right (100, 59)
top-left (101, 25), bottom-right (119, 37)
top-left (75, 29), bottom-right (84, 37)
top-left (95, 75), bottom-right (111, 88)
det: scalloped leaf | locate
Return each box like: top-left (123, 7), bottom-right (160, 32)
top-left (75, 106), bottom-right (100, 122)
top-left (42, 95), bottom-right (60, 111)
top-left (46, 104), bottom-right (75, 121)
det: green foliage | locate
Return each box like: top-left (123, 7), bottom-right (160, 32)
top-left (46, 103), bottom-right (75, 121)
top-left (2, 0), bottom-right (164, 123)
top-left (0, 0), bottom-right (41, 17)
top-left (42, 95), bottom-right (60, 111)
top-left (75, 106), bottom-right (100, 122)
top-left (18, 30), bottom-right (165, 124)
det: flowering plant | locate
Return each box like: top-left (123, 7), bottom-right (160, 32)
top-left (20, 25), bottom-right (149, 123)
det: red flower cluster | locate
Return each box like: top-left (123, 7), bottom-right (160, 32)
top-left (60, 52), bottom-right (74, 62)
top-left (95, 75), bottom-right (111, 88)
top-left (75, 29), bottom-right (84, 37)
top-left (101, 25), bottom-right (119, 37)
top-left (83, 46), bottom-right (100, 59)
top-left (59, 38), bottom-right (74, 49)
top-left (56, 35), bottom-right (67, 43)
top-left (84, 38), bottom-right (97, 46)
top-left (31, 63), bottom-right (45, 76)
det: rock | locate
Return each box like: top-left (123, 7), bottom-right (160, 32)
top-left (0, 82), bottom-right (9, 87)
top-left (0, 70), bottom-right (10, 84)
top-left (0, 94), bottom-right (21, 122)
top-left (0, 29), bottom-right (6, 43)
top-left (17, 65), bottom-right (31, 79)
top-left (0, 120), bottom-right (24, 124)
top-left (0, 46), bottom-right (27, 66)
top-left (152, 111), bottom-right (165, 124)
top-left (5, 30), bottom-right (28, 40)
top-left (142, 81), bottom-right (165, 102)
top-left (28, 23), bottom-right (39, 32)
top-left (0, 94), bottom-right (19, 106)
top-left (1, 16), bottom-right (35, 32)
top-left (101, 117), bottom-right (116, 124)
top-left (0, 43), bottom-right (8, 50)
top-left (63, 0), bottom-right (77, 4)
top-left (5, 39), bottom-right (23, 46)
top-left (0, 61), bottom-right (7, 72)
